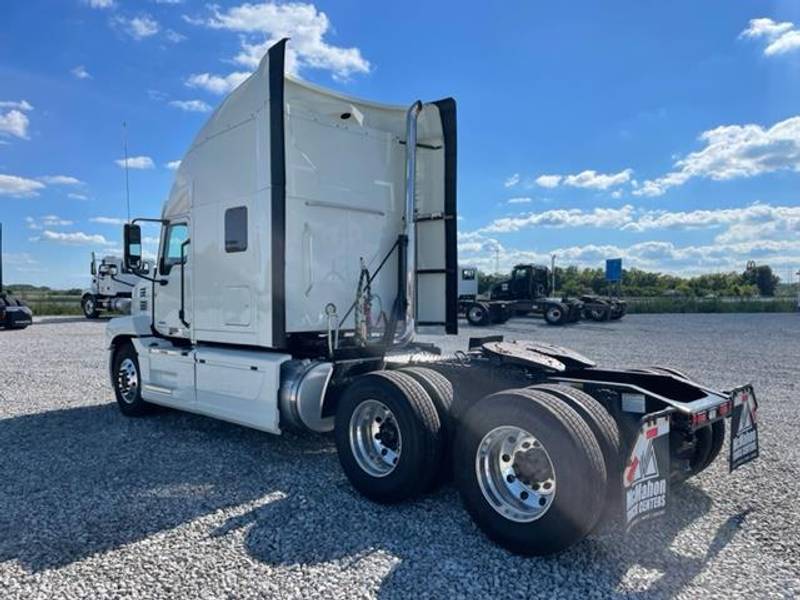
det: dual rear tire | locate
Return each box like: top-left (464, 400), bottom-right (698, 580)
top-left (334, 368), bottom-right (452, 503)
top-left (335, 371), bottom-right (620, 555)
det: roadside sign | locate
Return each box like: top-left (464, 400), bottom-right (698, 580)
top-left (606, 258), bottom-right (622, 282)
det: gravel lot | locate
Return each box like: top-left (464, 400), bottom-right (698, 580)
top-left (1, 313), bottom-right (799, 599)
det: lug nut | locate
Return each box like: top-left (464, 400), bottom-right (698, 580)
top-left (520, 491), bottom-right (529, 500)
top-left (506, 474), bottom-right (515, 483)
top-left (502, 454), bottom-right (511, 462)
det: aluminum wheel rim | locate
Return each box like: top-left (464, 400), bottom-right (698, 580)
top-left (548, 308), bottom-right (562, 321)
top-left (117, 358), bottom-right (139, 404)
top-left (349, 399), bottom-right (402, 477)
top-left (468, 306), bottom-right (484, 322)
top-left (476, 425), bottom-right (556, 522)
top-left (84, 298), bottom-right (94, 314)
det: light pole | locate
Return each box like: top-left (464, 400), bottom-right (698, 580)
top-left (551, 254), bottom-right (556, 297)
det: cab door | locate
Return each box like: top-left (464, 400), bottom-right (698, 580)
top-left (153, 220), bottom-right (192, 339)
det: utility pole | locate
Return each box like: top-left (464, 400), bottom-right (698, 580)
top-left (551, 254), bottom-right (556, 296)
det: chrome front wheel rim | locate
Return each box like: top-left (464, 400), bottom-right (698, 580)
top-left (349, 399), bottom-right (402, 477)
top-left (476, 425), bottom-right (556, 522)
top-left (117, 358), bottom-right (139, 404)
top-left (468, 306), bottom-right (484, 322)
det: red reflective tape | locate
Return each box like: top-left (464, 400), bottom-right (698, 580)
top-left (645, 427), bottom-right (658, 439)
top-left (626, 456), bottom-right (639, 484)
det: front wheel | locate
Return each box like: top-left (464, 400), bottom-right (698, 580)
top-left (112, 342), bottom-right (152, 416)
top-left (82, 295), bottom-right (99, 319)
top-left (466, 303), bottom-right (490, 326)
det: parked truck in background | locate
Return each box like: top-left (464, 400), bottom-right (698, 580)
top-left (464, 263), bottom-right (627, 326)
top-left (105, 39), bottom-right (760, 556)
top-left (0, 223), bottom-right (32, 330)
top-left (82, 253), bottom-right (154, 319)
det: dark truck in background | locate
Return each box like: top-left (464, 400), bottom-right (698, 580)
top-left (462, 263), bottom-right (626, 326)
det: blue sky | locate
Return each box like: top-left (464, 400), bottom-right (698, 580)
top-left (2, 0), bottom-right (800, 287)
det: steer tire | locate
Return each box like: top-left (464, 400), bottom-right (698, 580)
top-left (466, 303), bottom-right (490, 327)
top-left (544, 304), bottom-right (566, 326)
top-left (454, 387), bottom-right (606, 555)
top-left (528, 384), bottom-right (622, 528)
top-left (399, 367), bottom-right (455, 485)
top-left (335, 370), bottom-right (443, 503)
top-left (111, 342), bottom-right (152, 417)
top-left (82, 294), bottom-right (99, 319)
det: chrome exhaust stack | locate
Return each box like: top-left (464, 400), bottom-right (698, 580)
top-left (394, 100), bottom-right (423, 346)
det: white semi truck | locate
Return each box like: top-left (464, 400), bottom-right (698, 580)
top-left (82, 254), bottom-right (154, 318)
top-left (106, 39), bottom-right (760, 555)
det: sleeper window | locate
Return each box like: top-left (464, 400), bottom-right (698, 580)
top-left (225, 207), bottom-right (248, 253)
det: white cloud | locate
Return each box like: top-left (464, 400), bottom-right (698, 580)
top-left (507, 197), bottom-right (532, 204)
top-left (68, 193), bottom-right (89, 200)
top-left (741, 17), bottom-right (800, 56)
top-left (38, 215), bottom-right (73, 227)
top-left (166, 160), bottom-right (181, 170)
top-left (71, 65), bottom-right (92, 80)
top-left (185, 72), bottom-right (251, 95)
top-left (154, 0), bottom-right (184, 4)
top-left (37, 175), bottom-right (83, 186)
top-left (563, 168), bottom-right (633, 190)
top-left (0, 101), bottom-right (33, 139)
top-left (115, 155), bottom-right (155, 169)
top-left (476, 202), bottom-right (800, 247)
top-left (534, 169), bottom-right (632, 190)
top-left (184, 2), bottom-right (371, 93)
top-left (0, 174), bottom-right (45, 198)
top-left (91, 216), bottom-right (128, 225)
top-left (482, 205), bottom-right (636, 234)
top-left (40, 230), bottom-right (113, 246)
top-left (458, 229), bottom-right (800, 276)
top-left (504, 173), bottom-right (520, 188)
top-left (169, 99), bottom-right (212, 113)
top-left (83, 0), bottom-right (114, 8)
top-left (534, 174), bottom-right (562, 188)
top-left (635, 115), bottom-right (800, 197)
top-left (113, 15), bottom-right (160, 40)
top-left (0, 100), bottom-right (33, 111)
top-left (165, 29), bottom-right (187, 43)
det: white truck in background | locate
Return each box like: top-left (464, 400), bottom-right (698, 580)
top-left (82, 253), bottom-right (153, 319)
top-left (105, 39), bottom-right (760, 556)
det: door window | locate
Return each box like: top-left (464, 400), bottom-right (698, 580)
top-left (161, 223), bottom-right (188, 275)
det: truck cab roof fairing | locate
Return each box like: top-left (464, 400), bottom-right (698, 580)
top-left (161, 38), bottom-right (456, 349)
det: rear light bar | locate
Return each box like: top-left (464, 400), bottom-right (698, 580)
top-left (691, 399), bottom-right (732, 427)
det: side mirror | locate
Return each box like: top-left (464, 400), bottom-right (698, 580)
top-left (124, 224), bottom-right (142, 272)
top-left (90, 252), bottom-right (97, 276)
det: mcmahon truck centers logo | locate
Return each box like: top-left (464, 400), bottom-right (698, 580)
top-left (624, 415), bottom-right (670, 529)
top-left (729, 386), bottom-right (759, 472)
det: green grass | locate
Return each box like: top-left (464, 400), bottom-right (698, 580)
top-left (626, 297), bottom-right (797, 314)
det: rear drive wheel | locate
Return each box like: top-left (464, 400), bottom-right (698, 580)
top-left (112, 342), bottom-right (152, 416)
top-left (82, 295), bottom-right (99, 319)
top-left (544, 304), bottom-right (566, 326)
top-left (529, 383), bottom-right (622, 527)
top-left (454, 388), bottom-right (606, 555)
top-left (399, 367), bottom-right (454, 484)
top-left (466, 304), bottom-right (490, 326)
top-left (335, 370), bottom-right (443, 503)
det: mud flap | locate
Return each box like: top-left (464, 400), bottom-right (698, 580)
top-left (729, 385), bottom-right (759, 472)
top-left (623, 411), bottom-right (672, 531)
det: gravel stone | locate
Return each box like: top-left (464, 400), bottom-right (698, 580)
top-left (1, 313), bottom-right (799, 598)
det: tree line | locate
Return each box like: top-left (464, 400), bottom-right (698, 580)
top-left (478, 263), bottom-right (788, 298)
